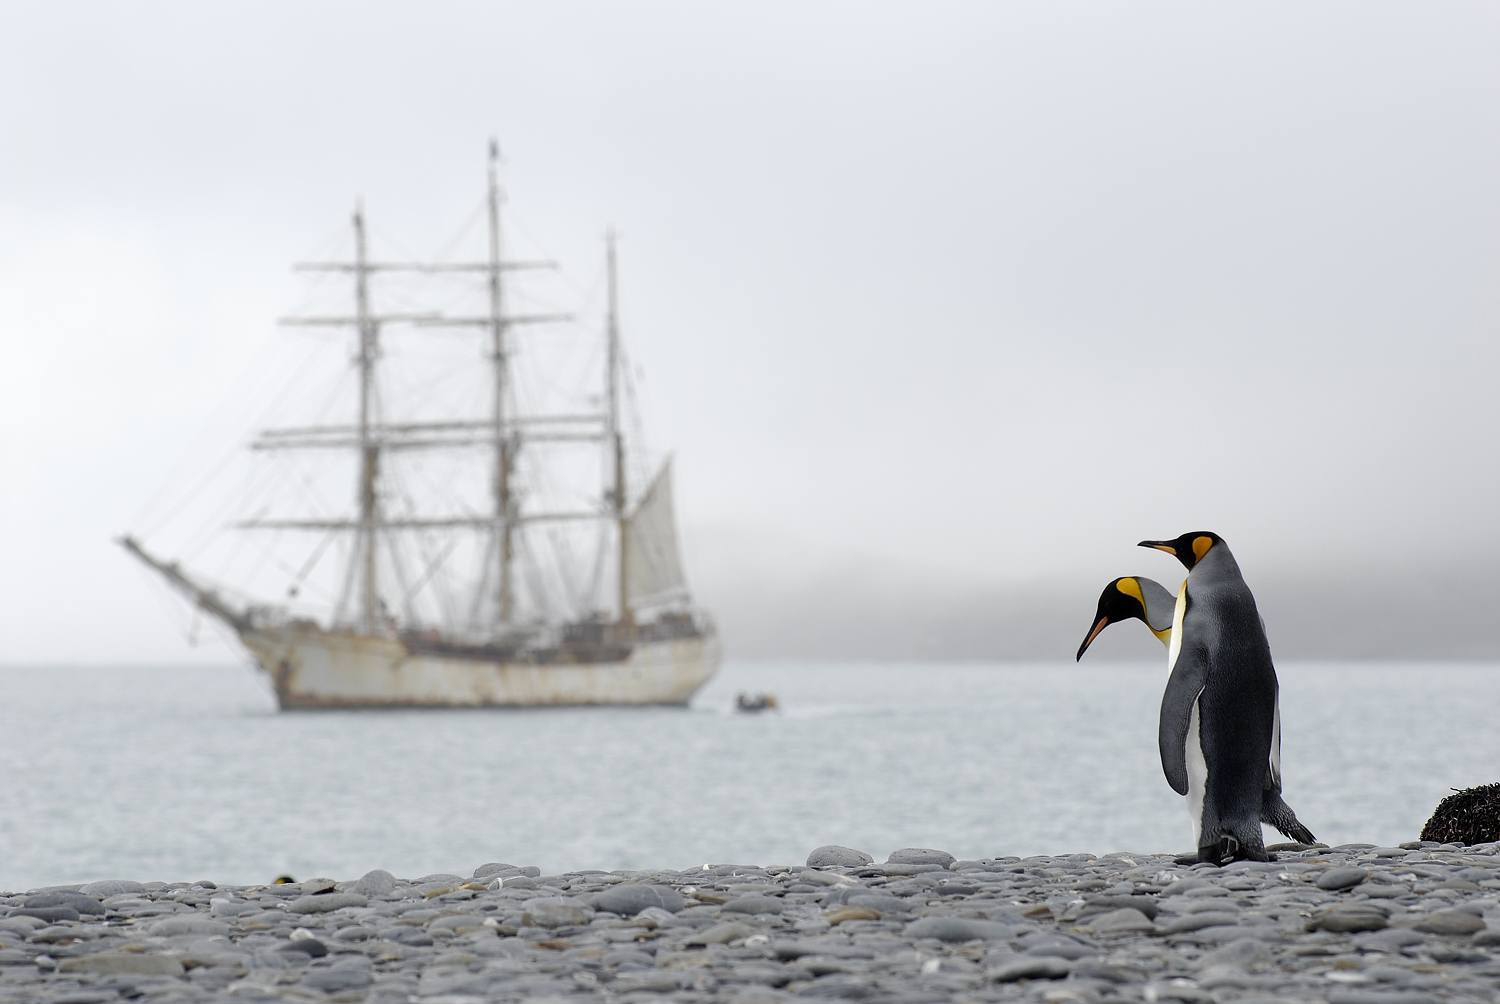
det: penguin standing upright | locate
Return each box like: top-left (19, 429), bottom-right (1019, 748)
top-left (1138, 531), bottom-right (1284, 864)
top-left (1074, 574), bottom-right (1315, 846)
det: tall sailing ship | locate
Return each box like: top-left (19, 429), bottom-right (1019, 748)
top-left (123, 146), bottom-right (720, 709)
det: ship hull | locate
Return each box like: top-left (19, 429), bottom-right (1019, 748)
top-left (239, 626), bottom-right (721, 710)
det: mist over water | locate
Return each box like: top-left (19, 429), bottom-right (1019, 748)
top-left (2, 660), bottom-right (1495, 892)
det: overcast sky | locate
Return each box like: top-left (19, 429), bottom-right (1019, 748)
top-left (4, 1), bottom-right (1498, 664)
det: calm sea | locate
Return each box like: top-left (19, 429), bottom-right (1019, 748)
top-left (1, 661), bottom-right (1495, 892)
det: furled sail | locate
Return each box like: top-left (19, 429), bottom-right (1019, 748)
top-left (624, 460), bottom-right (689, 608)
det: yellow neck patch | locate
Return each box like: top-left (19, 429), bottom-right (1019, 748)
top-left (1192, 536), bottom-right (1214, 562)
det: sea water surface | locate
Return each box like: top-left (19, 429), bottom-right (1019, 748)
top-left (1, 660), bottom-right (1496, 891)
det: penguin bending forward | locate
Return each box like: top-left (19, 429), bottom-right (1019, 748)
top-left (1138, 531), bottom-right (1292, 865)
top-left (1074, 575), bottom-right (1315, 847)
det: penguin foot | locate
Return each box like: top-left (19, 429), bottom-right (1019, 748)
top-left (1197, 836), bottom-right (1241, 867)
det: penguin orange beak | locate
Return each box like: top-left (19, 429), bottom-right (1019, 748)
top-left (1138, 539), bottom-right (1178, 556)
top-left (1075, 616), bottom-right (1110, 662)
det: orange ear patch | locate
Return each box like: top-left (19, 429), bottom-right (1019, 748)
top-left (1192, 536), bottom-right (1214, 562)
top-left (1116, 577), bottom-right (1144, 604)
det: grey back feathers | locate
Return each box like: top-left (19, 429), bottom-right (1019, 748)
top-left (1135, 577), bottom-right (1177, 635)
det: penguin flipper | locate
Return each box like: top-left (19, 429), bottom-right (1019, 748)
top-left (1260, 788), bottom-right (1315, 845)
top-left (1158, 648), bottom-right (1206, 797)
top-left (1266, 681), bottom-right (1283, 791)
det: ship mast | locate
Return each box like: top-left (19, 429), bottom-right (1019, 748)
top-left (352, 206), bottom-right (381, 631)
top-left (485, 141), bottom-right (515, 626)
top-left (605, 231), bottom-right (631, 627)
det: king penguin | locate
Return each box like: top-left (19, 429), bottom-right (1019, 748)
top-left (1138, 531), bottom-right (1287, 864)
top-left (1074, 574), bottom-right (1315, 846)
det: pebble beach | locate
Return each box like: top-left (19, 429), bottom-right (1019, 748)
top-left (6, 841), bottom-right (1500, 1003)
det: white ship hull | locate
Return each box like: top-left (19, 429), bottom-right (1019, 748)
top-left (239, 626), bottom-right (721, 709)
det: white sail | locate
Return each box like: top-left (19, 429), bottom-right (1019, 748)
top-left (625, 460), bottom-right (689, 608)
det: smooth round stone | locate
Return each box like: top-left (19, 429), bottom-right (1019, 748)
top-left (22, 893), bottom-right (103, 914)
top-left (592, 884), bottom-right (684, 915)
top-left (352, 870), bottom-right (397, 896)
top-left (989, 957), bottom-right (1071, 982)
top-left (1156, 912), bottom-right (1240, 935)
top-left (301, 966), bottom-right (373, 992)
top-left (1308, 907), bottom-right (1389, 933)
top-left (1353, 928), bottom-right (1425, 953)
top-left (686, 921), bottom-right (753, 945)
top-left (1023, 937), bottom-right (1096, 960)
top-left (1317, 868), bottom-right (1369, 891)
top-left (723, 895), bottom-right (784, 915)
top-left (1326, 992), bottom-right (1438, 1004)
top-left (426, 914), bottom-right (488, 934)
top-left (904, 917), bottom-right (1013, 942)
top-left (887, 848), bottom-right (956, 868)
top-left (78, 880), bottom-right (144, 898)
top-left (1201, 937), bottom-right (1271, 968)
top-left (520, 896), bottom-right (594, 928)
top-left (806, 846), bottom-right (874, 869)
top-left (148, 916), bottom-right (230, 937)
top-left (57, 953), bottom-right (185, 977)
top-left (6, 908), bottom-right (78, 923)
top-left (287, 892), bottom-right (367, 914)
top-left (1413, 909), bottom-right (1486, 935)
top-left (1087, 908), bottom-right (1155, 936)
top-left (1083, 895), bottom-right (1159, 920)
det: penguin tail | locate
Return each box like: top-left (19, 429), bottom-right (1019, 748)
top-left (1261, 790), bottom-right (1317, 845)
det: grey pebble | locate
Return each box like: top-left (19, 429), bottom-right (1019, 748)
top-left (687, 921), bottom-right (754, 945)
top-left (57, 953), bottom-right (185, 976)
top-left (886, 848), bottom-right (956, 868)
top-left (286, 891), bottom-right (368, 914)
top-left (723, 895), bottom-right (784, 915)
top-left (1318, 867), bottom-right (1370, 891)
top-left (78, 880), bottom-right (144, 897)
top-left (1087, 907), bottom-right (1155, 935)
top-left (521, 896), bottom-right (595, 927)
top-left (989, 957), bottom-right (1071, 982)
top-left (1308, 906), bottom-right (1389, 933)
top-left (593, 883), bottom-right (685, 915)
top-left (903, 916), bottom-right (1012, 942)
top-left (148, 916), bottom-right (229, 936)
top-left (1413, 909), bottom-right (1486, 935)
top-left (352, 869), bottom-right (397, 896)
top-left (805, 846), bottom-right (874, 868)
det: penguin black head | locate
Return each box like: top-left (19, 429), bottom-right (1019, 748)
top-left (1076, 576), bottom-right (1152, 661)
top-left (1138, 531), bottom-right (1223, 570)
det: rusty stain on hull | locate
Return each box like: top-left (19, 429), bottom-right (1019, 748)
top-left (239, 626), bottom-right (720, 710)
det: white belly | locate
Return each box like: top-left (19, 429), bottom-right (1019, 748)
top-left (1186, 695), bottom-right (1208, 847)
